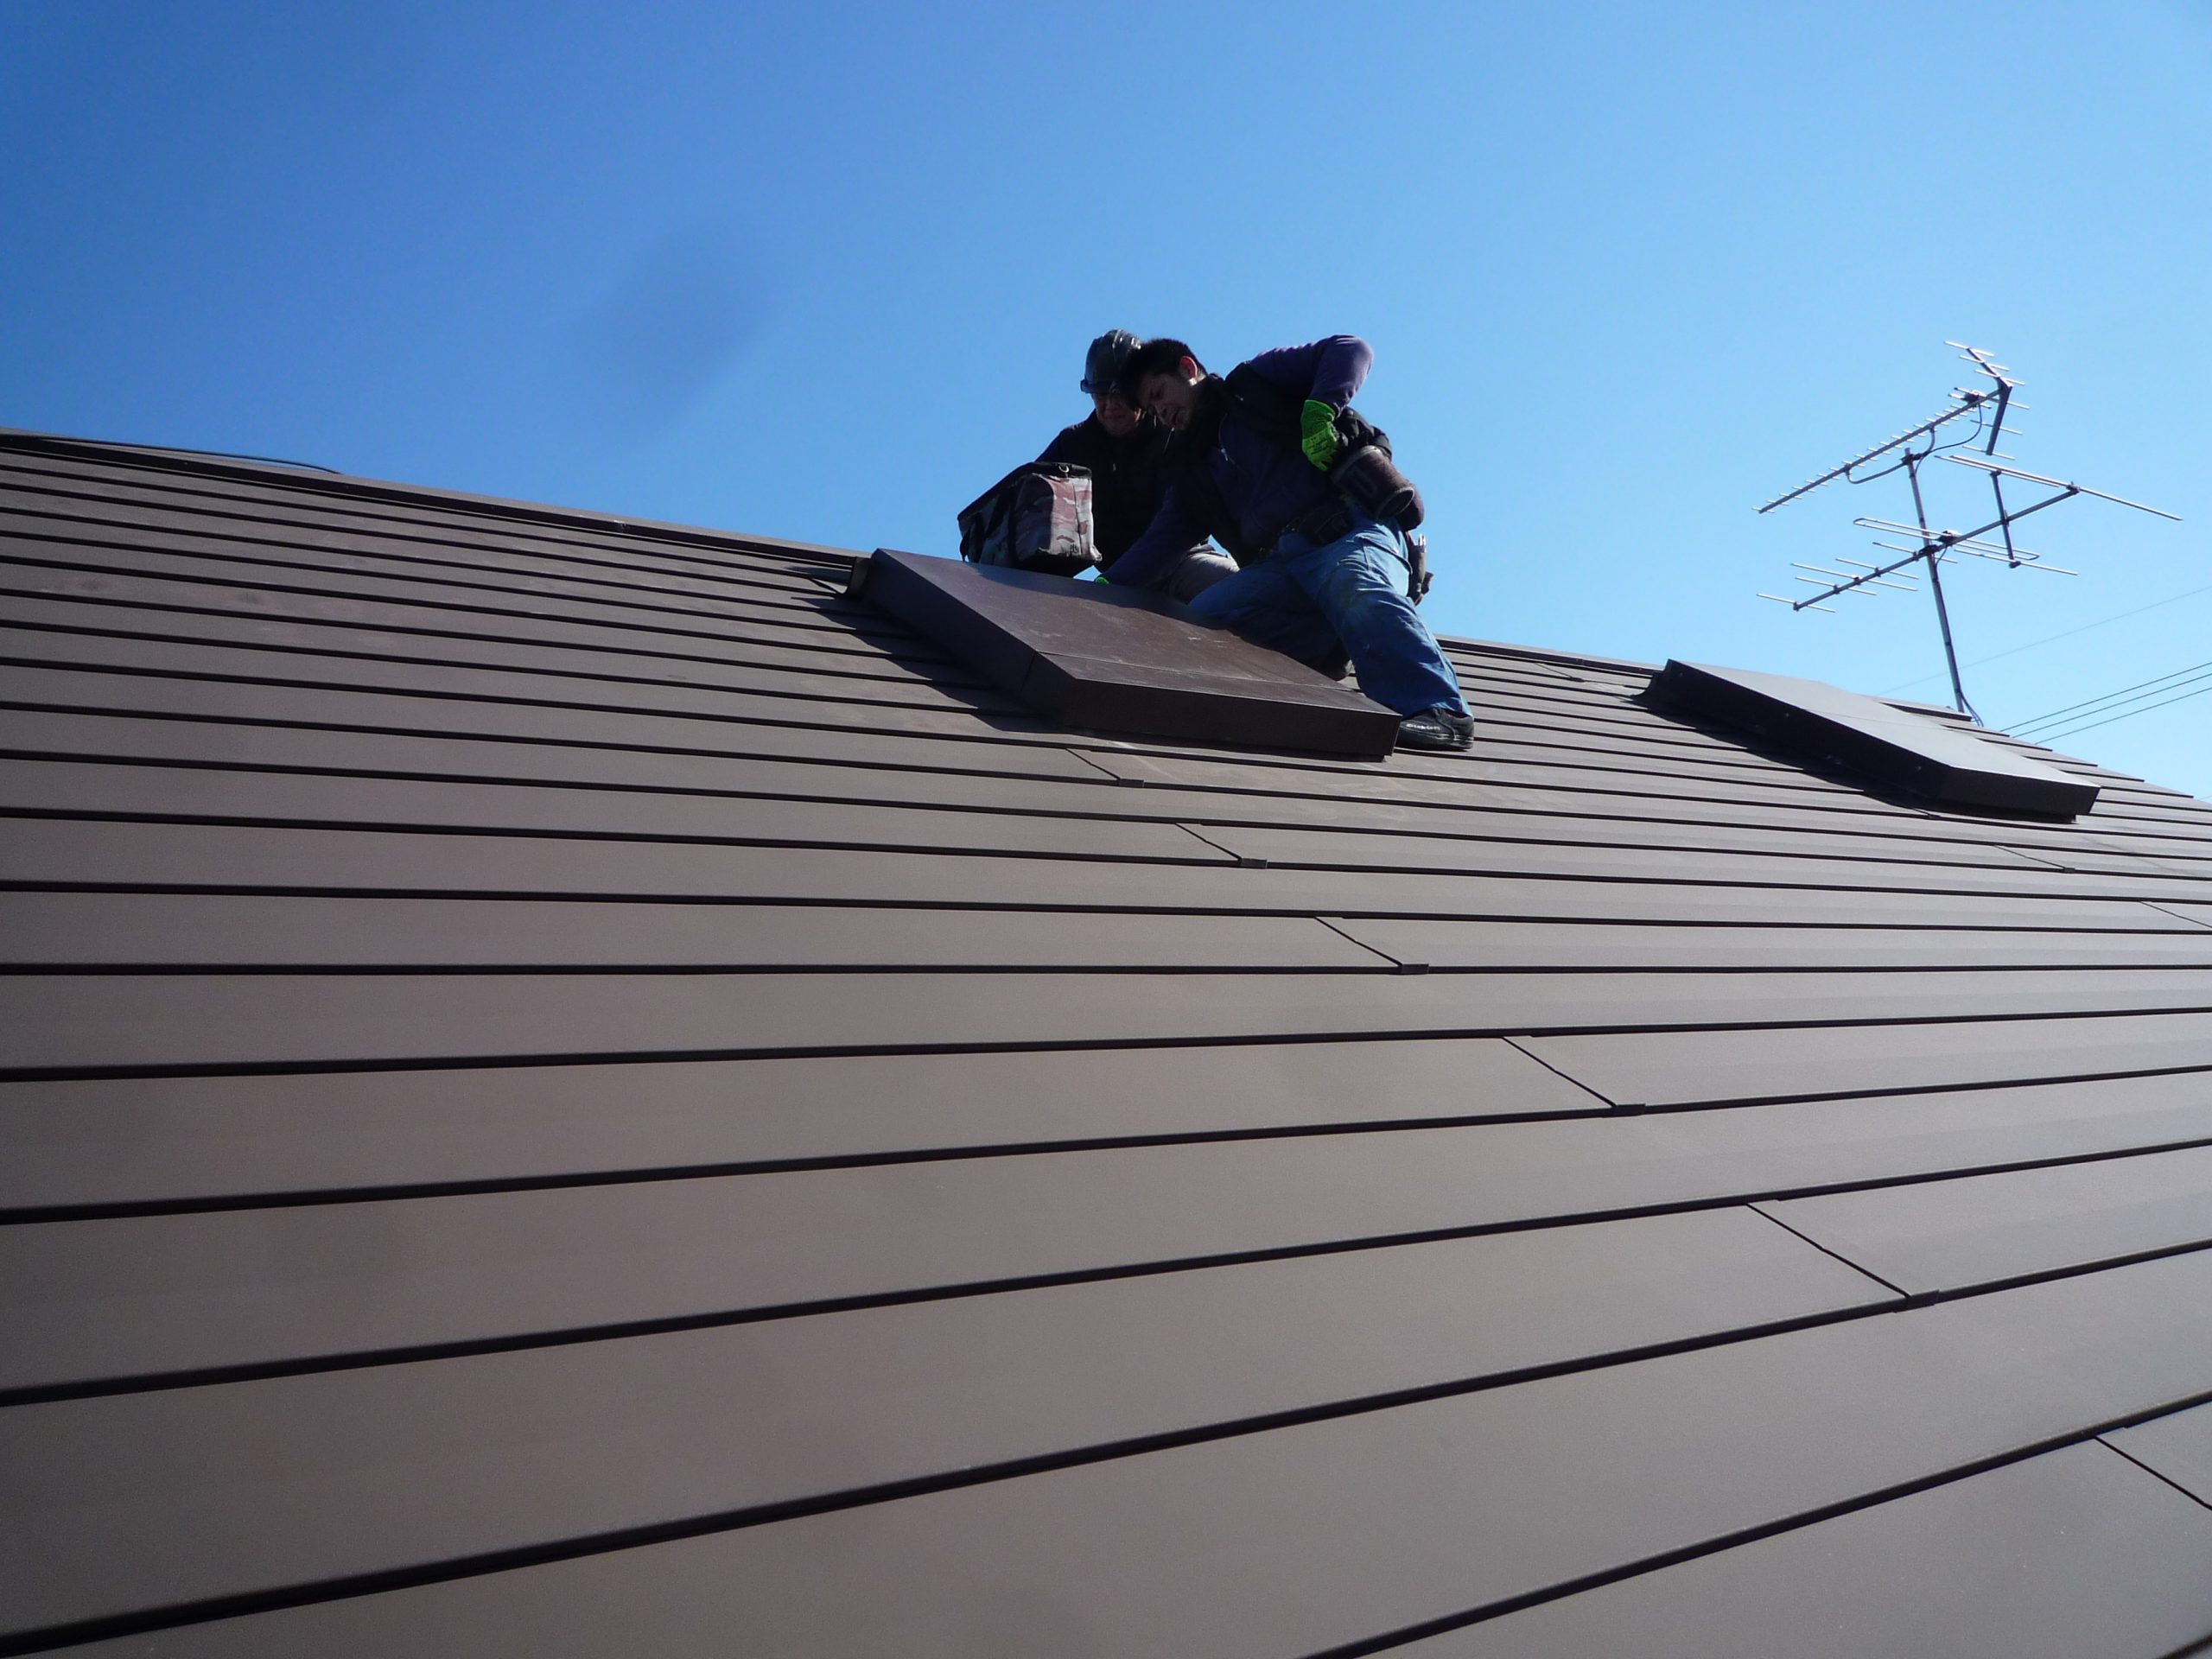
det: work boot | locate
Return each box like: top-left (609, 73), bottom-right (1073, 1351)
top-left (1396, 705), bottom-right (1474, 753)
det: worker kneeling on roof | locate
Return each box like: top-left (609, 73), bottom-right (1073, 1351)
top-left (1113, 334), bottom-right (1476, 753)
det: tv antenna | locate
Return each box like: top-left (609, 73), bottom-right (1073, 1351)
top-left (1756, 344), bottom-right (2177, 721)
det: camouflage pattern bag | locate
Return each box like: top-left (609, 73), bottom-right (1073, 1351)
top-left (957, 462), bottom-right (1099, 578)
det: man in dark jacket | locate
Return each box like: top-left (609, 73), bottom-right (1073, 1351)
top-left (1039, 331), bottom-right (1232, 601)
top-left (1116, 334), bottom-right (1474, 751)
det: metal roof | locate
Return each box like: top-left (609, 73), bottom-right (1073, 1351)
top-left (4, 429), bottom-right (2212, 1656)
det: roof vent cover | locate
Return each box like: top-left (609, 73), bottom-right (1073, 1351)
top-left (1646, 659), bottom-right (2097, 817)
top-left (852, 548), bottom-right (1400, 757)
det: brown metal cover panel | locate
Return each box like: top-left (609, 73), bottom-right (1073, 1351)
top-left (1648, 657), bottom-right (2101, 817)
top-left (855, 546), bottom-right (1402, 756)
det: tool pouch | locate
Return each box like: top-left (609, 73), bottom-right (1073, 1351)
top-left (1327, 443), bottom-right (1425, 531)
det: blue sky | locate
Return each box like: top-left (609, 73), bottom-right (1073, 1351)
top-left (5, 0), bottom-right (2207, 794)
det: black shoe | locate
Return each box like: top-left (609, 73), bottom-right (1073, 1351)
top-left (1396, 705), bottom-right (1474, 753)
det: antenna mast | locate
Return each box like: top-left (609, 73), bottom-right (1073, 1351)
top-left (1756, 344), bottom-right (2177, 721)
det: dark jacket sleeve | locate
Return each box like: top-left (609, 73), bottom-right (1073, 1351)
top-left (1105, 486), bottom-right (1211, 591)
top-left (1242, 335), bottom-right (1373, 410)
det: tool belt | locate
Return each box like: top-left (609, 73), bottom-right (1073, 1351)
top-left (1279, 497), bottom-right (1356, 551)
top-left (1264, 500), bottom-right (1433, 604)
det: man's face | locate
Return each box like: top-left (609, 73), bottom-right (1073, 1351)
top-left (1135, 357), bottom-right (1204, 431)
top-left (1091, 388), bottom-right (1142, 439)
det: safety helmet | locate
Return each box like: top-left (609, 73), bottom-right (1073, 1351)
top-left (1078, 329), bottom-right (1141, 397)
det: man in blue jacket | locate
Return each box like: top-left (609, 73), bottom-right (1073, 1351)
top-left (1112, 334), bottom-right (1475, 752)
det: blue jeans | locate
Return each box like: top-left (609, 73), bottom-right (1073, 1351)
top-left (1185, 507), bottom-right (1471, 717)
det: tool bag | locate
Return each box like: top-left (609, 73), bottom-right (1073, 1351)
top-left (957, 461), bottom-right (1100, 578)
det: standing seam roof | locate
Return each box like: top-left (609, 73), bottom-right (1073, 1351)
top-left (4, 431), bottom-right (2212, 1656)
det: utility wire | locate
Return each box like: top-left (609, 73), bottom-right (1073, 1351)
top-left (1881, 579), bottom-right (2212, 696)
top-left (2027, 675), bottom-right (2212, 747)
top-left (2012, 658), bottom-right (2212, 736)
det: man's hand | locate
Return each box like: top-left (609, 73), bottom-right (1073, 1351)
top-left (1300, 400), bottom-right (1341, 470)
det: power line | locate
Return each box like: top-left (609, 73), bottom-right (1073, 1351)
top-left (1882, 578), bottom-right (2212, 696)
top-left (2011, 657), bottom-right (2212, 736)
top-left (2029, 675), bottom-right (2212, 747)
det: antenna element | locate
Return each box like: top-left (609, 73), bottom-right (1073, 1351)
top-left (1754, 345), bottom-right (2177, 721)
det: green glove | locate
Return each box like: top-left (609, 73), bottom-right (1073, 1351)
top-left (1300, 399), bottom-right (1341, 470)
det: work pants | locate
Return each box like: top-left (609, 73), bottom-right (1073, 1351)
top-left (1161, 546), bottom-right (1238, 603)
top-left (1185, 507), bottom-right (1470, 717)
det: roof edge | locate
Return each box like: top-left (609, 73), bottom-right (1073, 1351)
top-left (0, 426), bottom-right (864, 569)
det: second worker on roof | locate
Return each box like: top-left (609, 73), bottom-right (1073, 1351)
top-left (1039, 331), bottom-right (1236, 602)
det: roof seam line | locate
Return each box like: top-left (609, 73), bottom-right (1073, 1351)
top-left (1499, 1035), bottom-right (1622, 1109)
top-left (1746, 1204), bottom-right (1913, 1299)
top-left (2094, 1435), bottom-right (2212, 1516)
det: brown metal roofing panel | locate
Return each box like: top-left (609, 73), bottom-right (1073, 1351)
top-left (0, 453), bottom-right (853, 569)
top-left (0, 893), bottom-right (1388, 972)
top-left (0, 479), bottom-right (848, 597)
top-left (0, 436), bottom-right (868, 567)
top-left (17, 967), bottom-right (2212, 1076)
top-left (10, 703), bottom-right (2161, 878)
top-left (0, 708), bottom-right (1240, 819)
top-left (2104, 1399), bottom-right (2212, 1507)
top-left (11, 1057), bottom-right (2209, 1238)
top-left (0, 599), bottom-right (982, 705)
top-left (1405, 1443), bottom-right (2212, 1658)
top-left (0, 505), bottom-right (846, 632)
top-left (1527, 1010), bottom-right (2212, 1108)
top-left (0, 557), bottom-right (943, 665)
top-left (0, 1208), bottom-right (1885, 1643)
top-left (0, 531), bottom-right (885, 643)
top-left (1185, 822), bottom-right (2203, 903)
top-left (0, 512), bottom-right (855, 619)
top-left (11, 817), bottom-right (2202, 932)
top-left (1760, 1143), bottom-right (2212, 1294)
top-left (48, 716), bottom-right (2177, 898)
top-left (54, 1251), bottom-right (2212, 1658)
top-left (0, 571), bottom-right (992, 700)
top-left (20, 1075), bottom-right (2212, 1397)
top-left (1329, 917), bottom-right (2212, 972)
top-left (0, 635), bottom-right (991, 723)
top-left (0, 624), bottom-right (1099, 766)
top-left (0, 760), bottom-right (1231, 865)
top-left (855, 547), bottom-right (1402, 757)
top-left (1083, 744), bottom-right (2212, 865)
top-left (41, 658), bottom-right (2147, 863)
top-left (0, 545), bottom-right (935, 664)
top-left (11, 438), bottom-right (2212, 1655)
top-left (0, 1039), bottom-right (1605, 1215)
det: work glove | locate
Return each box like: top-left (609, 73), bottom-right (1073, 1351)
top-left (1300, 399), bottom-right (1341, 470)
